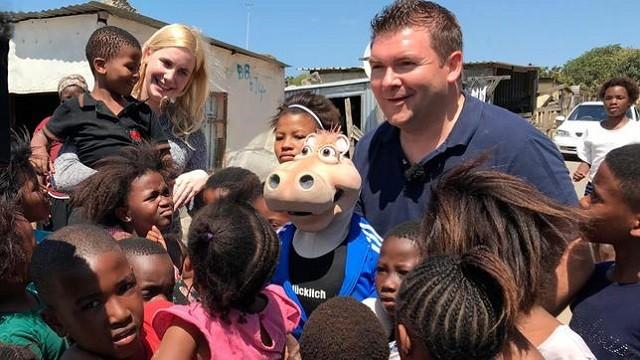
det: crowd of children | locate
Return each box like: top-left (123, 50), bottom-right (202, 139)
top-left (3, 1), bottom-right (640, 359)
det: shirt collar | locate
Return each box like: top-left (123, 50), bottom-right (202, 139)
top-left (443, 92), bottom-right (482, 148)
top-left (82, 93), bottom-right (147, 117)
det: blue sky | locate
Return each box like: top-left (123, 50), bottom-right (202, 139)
top-left (5, 0), bottom-right (640, 76)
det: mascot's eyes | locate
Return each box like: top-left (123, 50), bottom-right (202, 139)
top-left (319, 146), bottom-right (339, 163)
top-left (300, 145), bottom-right (313, 156)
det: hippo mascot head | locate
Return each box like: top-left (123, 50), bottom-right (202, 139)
top-left (265, 130), bottom-right (381, 337)
top-left (264, 131), bottom-right (361, 232)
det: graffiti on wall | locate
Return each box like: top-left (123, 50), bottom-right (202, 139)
top-left (236, 63), bottom-right (267, 101)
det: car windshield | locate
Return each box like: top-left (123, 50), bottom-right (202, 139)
top-left (568, 104), bottom-right (633, 121)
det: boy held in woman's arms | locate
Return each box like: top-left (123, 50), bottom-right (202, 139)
top-left (31, 26), bottom-right (169, 175)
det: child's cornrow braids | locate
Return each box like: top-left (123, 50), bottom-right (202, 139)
top-left (422, 161), bottom-right (583, 312)
top-left (396, 248), bottom-right (518, 360)
top-left (235, 206), bottom-right (280, 308)
top-left (188, 201), bottom-right (279, 323)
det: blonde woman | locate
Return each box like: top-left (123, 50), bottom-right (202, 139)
top-left (54, 24), bottom-right (210, 210)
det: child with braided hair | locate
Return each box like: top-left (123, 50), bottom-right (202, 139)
top-left (396, 248), bottom-right (542, 360)
top-left (152, 202), bottom-right (301, 359)
top-left (421, 163), bottom-right (596, 360)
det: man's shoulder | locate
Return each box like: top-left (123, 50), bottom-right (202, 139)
top-left (472, 98), bottom-right (537, 134)
top-left (465, 98), bottom-right (549, 151)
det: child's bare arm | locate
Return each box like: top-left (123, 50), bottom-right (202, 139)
top-left (153, 317), bottom-right (209, 360)
top-left (30, 129), bottom-right (51, 174)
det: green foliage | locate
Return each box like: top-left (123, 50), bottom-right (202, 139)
top-left (560, 44), bottom-right (640, 90)
top-left (612, 50), bottom-right (640, 83)
top-left (540, 66), bottom-right (563, 82)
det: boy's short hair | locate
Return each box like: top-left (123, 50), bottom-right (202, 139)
top-left (604, 143), bottom-right (640, 210)
top-left (384, 220), bottom-right (422, 240)
top-left (30, 224), bottom-right (121, 307)
top-left (120, 237), bottom-right (168, 257)
top-left (85, 26), bottom-right (141, 73)
top-left (0, 199), bottom-right (28, 284)
top-left (0, 344), bottom-right (37, 360)
top-left (190, 167), bottom-right (261, 215)
top-left (205, 166), bottom-right (261, 202)
top-left (300, 297), bottom-right (389, 360)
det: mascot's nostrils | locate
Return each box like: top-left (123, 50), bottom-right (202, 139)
top-left (263, 131), bottom-right (361, 233)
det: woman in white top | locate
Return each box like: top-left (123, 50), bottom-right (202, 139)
top-left (573, 77), bottom-right (640, 195)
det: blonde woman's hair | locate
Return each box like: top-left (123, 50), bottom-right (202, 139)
top-left (133, 24), bottom-right (209, 141)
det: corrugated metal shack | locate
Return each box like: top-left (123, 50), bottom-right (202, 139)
top-left (285, 78), bottom-right (382, 139)
top-left (463, 61), bottom-right (539, 116)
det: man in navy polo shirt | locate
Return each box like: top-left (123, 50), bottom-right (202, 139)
top-left (355, 0), bottom-right (577, 236)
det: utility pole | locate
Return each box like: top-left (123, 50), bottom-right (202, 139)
top-left (245, 2), bottom-right (253, 50)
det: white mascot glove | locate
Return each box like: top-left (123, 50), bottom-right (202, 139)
top-left (173, 169), bottom-right (208, 210)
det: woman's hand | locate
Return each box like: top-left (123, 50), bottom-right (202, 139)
top-left (173, 169), bottom-right (208, 210)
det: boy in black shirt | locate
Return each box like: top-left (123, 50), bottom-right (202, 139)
top-left (570, 143), bottom-right (640, 359)
top-left (31, 26), bottom-right (168, 172)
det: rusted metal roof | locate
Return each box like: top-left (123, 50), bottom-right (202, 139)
top-left (6, 1), bottom-right (288, 68)
top-left (464, 61), bottom-right (539, 72)
top-left (299, 66), bottom-right (365, 72)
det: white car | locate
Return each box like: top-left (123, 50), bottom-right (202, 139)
top-left (553, 101), bottom-right (640, 156)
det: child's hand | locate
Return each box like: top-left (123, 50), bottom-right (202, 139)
top-left (146, 226), bottom-right (167, 250)
top-left (572, 170), bottom-right (586, 182)
top-left (572, 162), bottom-right (590, 182)
top-left (284, 334), bottom-right (301, 360)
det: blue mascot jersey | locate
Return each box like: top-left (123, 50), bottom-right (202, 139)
top-left (272, 212), bottom-right (382, 337)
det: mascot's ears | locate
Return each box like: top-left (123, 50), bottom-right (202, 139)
top-left (334, 135), bottom-right (350, 155)
top-left (304, 133), bottom-right (350, 156)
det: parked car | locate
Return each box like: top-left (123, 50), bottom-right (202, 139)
top-left (553, 101), bottom-right (640, 155)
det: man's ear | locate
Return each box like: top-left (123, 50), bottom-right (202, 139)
top-left (396, 323), bottom-right (412, 358)
top-left (445, 50), bottom-right (463, 84)
top-left (42, 308), bottom-right (67, 338)
top-left (93, 57), bottom-right (107, 75)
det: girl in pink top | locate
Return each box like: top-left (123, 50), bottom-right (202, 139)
top-left (153, 202), bottom-right (301, 359)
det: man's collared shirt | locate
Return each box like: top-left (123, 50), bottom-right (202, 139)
top-left (353, 94), bottom-right (577, 236)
